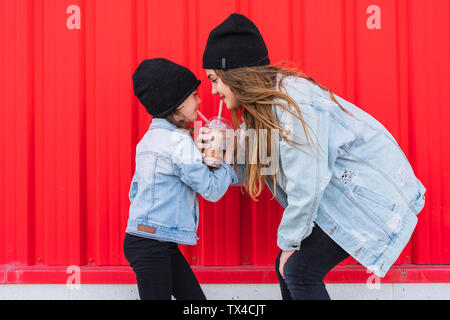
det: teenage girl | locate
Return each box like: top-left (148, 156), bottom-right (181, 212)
top-left (197, 14), bottom-right (426, 300)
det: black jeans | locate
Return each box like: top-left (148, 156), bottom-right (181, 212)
top-left (123, 233), bottom-right (206, 300)
top-left (275, 224), bottom-right (349, 300)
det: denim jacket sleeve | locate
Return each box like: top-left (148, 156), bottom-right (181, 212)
top-left (276, 101), bottom-right (331, 251)
top-left (172, 136), bottom-right (238, 202)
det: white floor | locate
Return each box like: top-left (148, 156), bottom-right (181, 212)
top-left (1, 283), bottom-right (450, 300)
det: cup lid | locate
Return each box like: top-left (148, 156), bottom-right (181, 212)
top-left (206, 116), bottom-right (232, 129)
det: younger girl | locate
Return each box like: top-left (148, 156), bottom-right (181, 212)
top-left (123, 58), bottom-right (237, 300)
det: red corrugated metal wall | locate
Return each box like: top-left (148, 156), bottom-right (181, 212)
top-left (1, 0), bottom-right (449, 272)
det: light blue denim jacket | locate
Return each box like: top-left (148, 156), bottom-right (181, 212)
top-left (125, 118), bottom-right (238, 245)
top-left (238, 76), bottom-right (426, 277)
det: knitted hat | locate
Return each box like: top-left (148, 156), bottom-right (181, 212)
top-left (132, 58), bottom-right (201, 118)
top-left (202, 13), bottom-right (270, 70)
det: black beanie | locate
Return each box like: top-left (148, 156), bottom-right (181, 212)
top-left (132, 58), bottom-right (201, 118)
top-left (203, 13), bottom-right (270, 70)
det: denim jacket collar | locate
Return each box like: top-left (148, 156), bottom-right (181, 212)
top-left (149, 118), bottom-right (190, 135)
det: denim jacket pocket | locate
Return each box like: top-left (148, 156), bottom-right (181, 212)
top-left (349, 183), bottom-right (402, 237)
top-left (352, 184), bottom-right (396, 212)
top-left (330, 178), bottom-right (391, 252)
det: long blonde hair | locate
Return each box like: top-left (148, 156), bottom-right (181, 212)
top-left (215, 62), bottom-right (351, 201)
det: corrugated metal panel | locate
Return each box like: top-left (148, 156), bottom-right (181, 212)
top-left (1, 0), bottom-right (449, 270)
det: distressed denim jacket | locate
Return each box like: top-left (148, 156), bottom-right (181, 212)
top-left (125, 118), bottom-right (238, 245)
top-left (238, 76), bottom-right (426, 277)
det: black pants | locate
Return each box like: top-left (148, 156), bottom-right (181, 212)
top-left (275, 224), bottom-right (349, 300)
top-left (123, 233), bottom-right (206, 300)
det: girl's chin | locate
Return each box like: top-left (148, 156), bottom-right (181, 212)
top-left (224, 98), bottom-right (241, 110)
top-left (224, 101), bottom-right (233, 110)
top-left (226, 103), bottom-right (239, 110)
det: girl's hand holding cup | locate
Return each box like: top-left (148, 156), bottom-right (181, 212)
top-left (195, 104), bottom-right (232, 168)
top-left (195, 126), bottom-right (213, 156)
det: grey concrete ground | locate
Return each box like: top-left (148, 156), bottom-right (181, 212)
top-left (1, 283), bottom-right (450, 300)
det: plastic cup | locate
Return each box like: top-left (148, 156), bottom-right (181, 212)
top-left (203, 116), bottom-right (232, 168)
